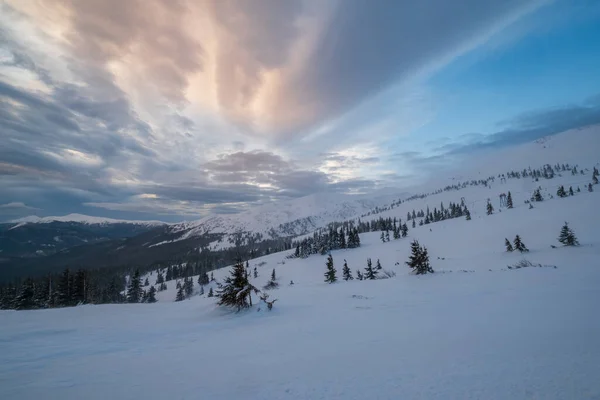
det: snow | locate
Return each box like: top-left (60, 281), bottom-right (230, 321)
top-left (2, 128), bottom-right (600, 399)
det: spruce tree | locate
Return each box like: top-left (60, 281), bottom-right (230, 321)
top-left (156, 272), bottom-right (165, 285)
top-left (253, 267), bottom-right (258, 279)
top-left (569, 186), bottom-right (574, 196)
top-left (557, 185), bottom-right (566, 198)
top-left (56, 268), bottom-right (71, 307)
top-left (406, 240), bottom-right (434, 274)
top-left (126, 270), bottom-right (143, 303)
top-left (144, 278), bottom-right (150, 287)
top-left (486, 199), bottom-right (494, 215)
top-left (505, 238), bottom-right (514, 252)
top-left (558, 222), bottom-right (579, 246)
top-left (385, 230), bottom-right (390, 242)
top-left (146, 286), bottom-right (157, 303)
top-left (364, 258), bottom-right (378, 280)
top-left (507, 192), bottom-right (513, 208)
top-left (401, 223), bottom-right (408, 237)
top-left (376, 259), bottom-right (382, 270)
top-left (513, 235), bottom-right (529, 253)
top-left (324, 254), bottom-right (337, 283)
top-left (207, 287), bottom-right (214, 297)
top-left (356, 270), bottom-right (364, 280)
top-left (465, 209), bottom-right (471, 220)
top-left (380, 232), bottom-right (386, 243)
top-left (412, 219), bottom-right (416, 228)
top-left (184, 277), bottom-right (194, 298)
top-left (175, 285), bottom-right (185, 302)
top-left (534, 189), bottom-right (543, 202)
top-left (14, 278), bottom-right (36, 310)
top-left (216, 262), bottom-right (257, 310)
top-left (342, 259), bottom-right (353, 281)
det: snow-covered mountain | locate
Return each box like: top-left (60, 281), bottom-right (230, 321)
top-left (10, 213), bottom-right (167, 228)
top-left (160, 190), bottom-right (406, 248)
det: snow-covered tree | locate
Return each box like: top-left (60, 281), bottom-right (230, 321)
top-left (505, 238), bottom-right (514, 252)
top-left (207, 287), bottom-right (214, 297)
top-left (513, 235), bottom-right (529, 253)
top-left (146, 286), bottom-right (157, 303)
top-left (486, 199), bottom-right (494, 215)
top-left (175, 285), bottom-right (185, 302)
top-left (364, 258), bottom-right (378, 280)
top-left (507, 191), bottom-right (514, 208)
top-left (216, 262), bottom-right (257, 310)
top-left (558, 222), bottom-right (579, 246)
top-left (356, 270), bottom-right (364, 280)
top-left (342, 259), bottom-right (353, 281)
top-left (324, 254), bottom-right (337, 284)
top-left (126, 270), bottom-right (143, 303)
top-left (376, 259), bottom-right (382, 270)
top-left (406, 240), bottom-right (434, 275)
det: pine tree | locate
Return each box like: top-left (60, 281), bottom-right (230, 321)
top-left (401, 223), bottom-right (408, 237)
top-left (558, 222), bottom-right (579, 246)
top-left (393, 227), bottom-right (400, 240)
top-left (146, 286), bottom-right (157, 303)
top-left (324, 254), bottom-right (337, 283)
top-left (216, 262), bottom-right (257, 310)
top-left (210, 272), bottom-right (215, 281)
top-left (184, 277), bottom-right (194, 298)
top-left (175, 285), bottom-right (185, 302)
top-left (513, 235), bottom-right (529, 253)
top-left (465, 208), bottom-right (471, 220)
top-left (534, 189), bottom-right (543, 202)
top-left (557, 185), bottom-right (566, 198)
top-left (144, 277), bottom-right (150, 287)
top-left (364, 258), bottom-right (378, 280)
top-left (356, 270), bottom-right (364, 280)
top-left (486, 199), bottom-right (494, 215)
top-left (406, 240), bottom-right (434, 274)
top-left (207, 287), bottom-right (214, 297)
top-left (376, 259), bottom-right (382, 270)
top-left (569, 186), bottom-right (574, 196)
top-left (342, 259), bottom-right (353, 281)
top-left (385, 230), bottom-right (390, 242)
top-left (505, 238), bottom-right (514, 252)
top-left (156, 272), bottom-right (165, 285)
top-left (507, 192), bottom-right (513, 208)
top-left (126, 270), bottom-right (143, 303)
top-left (380, 232), bottom-right (386, 243)
top-left (56, 268), bottom-right (71, 307)
top-left (253, 267), bottom-right (258, 279)
top-left (14, 278), bottom-right (36, 310)
top-left (412, 219), bottom-right (416, 228)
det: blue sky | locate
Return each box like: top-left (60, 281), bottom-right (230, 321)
top-left (1, 0), bottom-right (600, 221)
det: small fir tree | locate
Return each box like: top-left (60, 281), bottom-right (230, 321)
top-left (253, 267), bottom-right (258, 279)
top-left (513, 235), bottom-right (529, 253)
top-left (569, 186), bottom-right (574, 196)
top-left (146, 286), bottom-right (157, 303)
top-left (380, 232), bottom-right (386, 243)
top-left (324, 254), bottom-right (337, 283)
top-left (126, 270), bottom-right (143, 303)
top-left (406, 240), bottom-right (434, 275)
top-left (465, 208), bottom-right (471, 220)
top-left (486, 199), bottom-right (494, 215)
top-left (505, 238), bottom-right (514, 252)
top-left (376, 259), bottom-right (382, 270)
top-left (507, 192), bottom-right (514, 208)
top-left (558, 222), bottom-right (579, 246)
top-left (144, 277), bottom-right (150, 287)
top-left (342, 259), bottom-right (353, 281)
top-left (207, 287), bottom-right (214, 297)
top-left (175, 285), bottom-right (185, 302)
top-left (216, 262), bottom-right (257, 310)
top-left (364, 258), bottom-right (378, 280)
top-left (356, 270), bottom-right (364, 280)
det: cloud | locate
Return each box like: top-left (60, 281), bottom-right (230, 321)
top-left (0, 201), bottom-right (41, 218)
top-left (5, 0), bottom-right (540, 139)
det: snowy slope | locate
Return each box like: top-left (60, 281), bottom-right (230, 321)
top-left (2, 156), bottom-right (600, 400)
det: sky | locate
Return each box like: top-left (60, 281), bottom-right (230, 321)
top-left (1, 0), bottom-right (600, 222)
